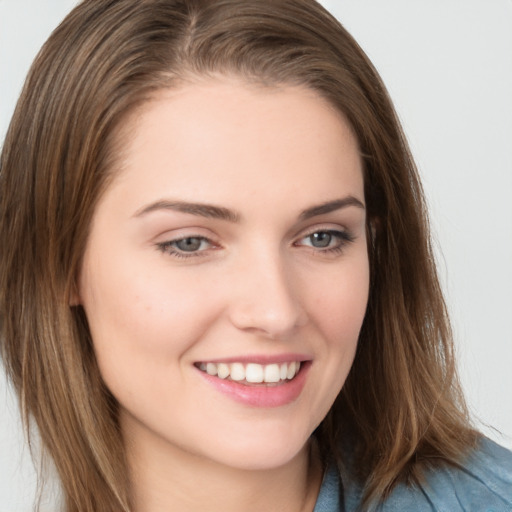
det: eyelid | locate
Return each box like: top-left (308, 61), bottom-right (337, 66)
top-left (293, 225), bottom-right (355, 253)
top-left (295, 222), bottom-right (352, 240)
top-left (154, 223), bottom-right (355, 260)
top-left (152, 225), bottom-right (220, 245)
top-left (155, 231), bottom-right (221, 259)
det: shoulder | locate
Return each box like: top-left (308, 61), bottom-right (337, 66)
top-left (318, 437), bottom-right (512, 511)
top-left (377, 437), bottom-right (512, 512)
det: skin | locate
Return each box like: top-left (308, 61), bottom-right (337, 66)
top-left (78, 78), bottom-right (369, 512)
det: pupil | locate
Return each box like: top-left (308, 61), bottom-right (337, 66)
top-left (176, 237), bottom-right (202, 251)
top-left (311, 232), bottom-right (331, 248)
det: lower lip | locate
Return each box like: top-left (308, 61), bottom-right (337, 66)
top-left (196, 362), bottom-right (311, 408)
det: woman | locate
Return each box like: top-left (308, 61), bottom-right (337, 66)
top-left (1, 1), bottom-right (511, 511)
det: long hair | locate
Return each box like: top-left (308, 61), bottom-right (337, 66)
top-left (0, 0), bottom-right (477, 510)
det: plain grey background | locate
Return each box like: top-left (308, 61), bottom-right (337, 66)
top-left (1, 1), bottom-right (511, 510)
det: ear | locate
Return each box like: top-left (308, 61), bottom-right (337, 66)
top-left (368, 217), bottom-right (379, 245)
top-left (68, 281), bottom-right (82, 306)
top-left (370, 220), bottom-right (377, 243)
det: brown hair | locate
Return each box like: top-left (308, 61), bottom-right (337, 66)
top-left (0, 0), bottom-right (478, 510)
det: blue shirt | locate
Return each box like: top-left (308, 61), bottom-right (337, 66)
top-left (313, 437), bottom-right (512, 511)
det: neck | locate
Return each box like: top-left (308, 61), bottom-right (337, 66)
top-left (125, 423), bottom-right (323, 512)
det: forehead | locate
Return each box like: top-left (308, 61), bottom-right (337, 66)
top-left (103, 79), bottom-right (364, 215)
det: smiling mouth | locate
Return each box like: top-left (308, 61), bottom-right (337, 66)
top-left (195, 361), bottom-right (302, 385)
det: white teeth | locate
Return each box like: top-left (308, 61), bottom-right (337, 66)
top-left (230, 363), bottom-right (245, 381)
top-left (264, 364), bottom-right (281, 383)
top-left (217, 363), bottom-right (230, 379)
top-left (198, 361), bottom-right (302, 383)
top-left (287, 361), bottom-right (297, 379)
top-left (246, 363), bottom-right (264, 383)
top-left (206, 362), bottom-right (217, 376)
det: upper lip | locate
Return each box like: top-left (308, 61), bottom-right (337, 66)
top-left (195, 353), bottom-right (311, 365)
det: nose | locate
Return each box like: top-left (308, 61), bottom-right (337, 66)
top-left (227, 248), bottom-right (307, 340)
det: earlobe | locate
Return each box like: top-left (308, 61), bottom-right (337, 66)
top-left (68, 282), bottom-right (81, 306)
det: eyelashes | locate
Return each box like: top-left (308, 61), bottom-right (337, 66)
top-left (295, 229), bottom-right (355, 253)
top-left (156, 229), bottom-right (355, 260)
top-left (157, 236), bottom-right (216, 259)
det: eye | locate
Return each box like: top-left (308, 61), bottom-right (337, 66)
top-left (308, 231), bottom-right (335, 248)
top-left (173, 237), bottom-right (208, 252)
top-left (157, 236), bottom-right (214, 258)
top-left (295, 229), bottom-right (354, 253)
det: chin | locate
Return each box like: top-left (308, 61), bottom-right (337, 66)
top-left (195, 426), bottom-right (313, 472)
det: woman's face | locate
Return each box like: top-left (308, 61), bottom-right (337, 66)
top-left (78, 79), bottom-right (369, 471)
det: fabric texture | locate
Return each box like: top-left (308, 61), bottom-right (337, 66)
top-left (313, 437), bottom-right (512, 512)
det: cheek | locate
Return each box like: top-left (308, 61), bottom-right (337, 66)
top-left (307, 255), bottom-right (369, 346)
top-left (293, 256), bottom-right (369, 433)
top-left (79, 250), bottom-right (222, 387)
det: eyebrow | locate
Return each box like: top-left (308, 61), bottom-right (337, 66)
top-left (134, 200), bottom-right (240, 222)
top-left (298, 196), bottom-right (365, 220)
top-left (133, 195), bottom-right (365, 222)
